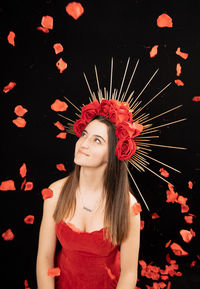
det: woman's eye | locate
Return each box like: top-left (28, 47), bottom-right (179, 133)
top-left (95, 138), bottom-right (101, 144)
top-left (81, 131), bottom-right (86, 137)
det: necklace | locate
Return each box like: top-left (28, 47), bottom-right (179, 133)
top-left (78, 187), bottom-right (103, 213)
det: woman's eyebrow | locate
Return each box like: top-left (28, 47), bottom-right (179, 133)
top-left (94, 134), bottom-right (106, 142)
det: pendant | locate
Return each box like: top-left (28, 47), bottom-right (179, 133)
top-left (83, 206), bottom-right (92, 212)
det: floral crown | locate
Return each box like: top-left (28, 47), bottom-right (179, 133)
top-left (73, 99), bottom-right (144, 161)
top-left (55, 58), bottom-right (186, 210)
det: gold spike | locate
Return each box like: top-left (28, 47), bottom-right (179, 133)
top-left (140, 129), bottom-right (159, 135)
top-left (83, 72), bottom-right (94, 99)
top-left (143, 118), bottom-right (187, 133)
top-left (63, 96), bottom-right (82, 113)
top-left (130, 68), bottom-right (159, 108)
top-left (57, 113), bottom-right (75, 123)
top-left (123, 59), bottom-right (140, 101)
top-left (137, 150), bottom-right (181, 173)
top-left (117, 57), bottom-right (130, 100)
top-left (126, 90), bottom-right (135, 104)
top-left (134, 113), bottom-right (150, 123)
top-left (132, 82), bottom-right (172, 117)
top-left (135, 142), bottom-right (187, 150)
top-left (125, 162), bottom-right (150, 211)
top-left (109, 57), bottom-right (113, 99)
top-left (129, 159), bottom-right (145, 172)
top-left (142, 104), bottom-right (183, 124)
top-left (131, 100), bottom-right (142, 113)
top-left (94, 65), bottom-right (100, 92)
top-left (136, 136), bottom-right (159, 139)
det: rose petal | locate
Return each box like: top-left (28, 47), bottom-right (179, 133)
top-left (48, 267), bottom-right (60, 277)
top-left (7, 31), bottom-right (15, 46)
top-left (132, 202), bottom-right (142, 215)
top-left (176, 63), bottom-right (182, 76)
top-left (180, 229), bottom-right (193, 243)
top-left (192, 96), bottom-right (200, 102)
top-left (56, 163), bottom-right (67, 171)
top-left (174, 79), bottom-right (184, 86)
top-left (51, 99), bottom-right (68, 112)
top-left (165, 240), bottom-right (171, 248)
top-left (176, 47), bottom-right (189, 60)
top-left (56, 58), bottom-right (67, 73)
top-left (159, 168), bottom-right (169, 177)
top-left (3, 82), bottom-right (16, 93)
top-left (170, 242), bottom-right (189, 256)
top-left (41, 15), bottom-right (53, 29)
top-left (14, 105), bottom-right (28, 117)
top-left (190, 260), bottom-right (197, 268)
top-left (56, 132), bottom-right (67, 139)
top-left (21, 178), bottom-right (26, 190)
top-left (24, 182), bottom-right (33, 191)
top-left (157, 13), bottom-right (173, 28)
top-left (140, 220), bottom-right (144, 230)
top-left (181, 204), bottom-right (189, 213)
top-left (53, 43), bottom-right (64, 54)
top-left (24, 215), bottom-right (34, 224)
top-left (105, 265), bottom-right (116, 280)
top-left (54, 121), bottom-right (65, 131)
top-left (176, 195), bottom-right (187, 205)
top-left (151, 213), bottom-right (160, 219)
top-left (19, 163), bottom-right (27, 178)
top-left (2, 229), bottom-right (15, 241)
top-left (41, 188), bottom-right (53, 199)
top-left (0, 180), bottom-right (16, 191)
top-left (37, 26), bottom-right (49, 33)
top-left (150, 45), bottom-right (158, 58)
top-left (184, 215), bottom-right (193, 224)
top-left (12, 117), bottom-right (26, 128)
top-left (65, 2), bottom-right (84, 20)
top-left (188, 181), bottom-right (193, 189)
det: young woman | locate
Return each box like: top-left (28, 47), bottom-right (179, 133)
top-left (36, 114), bottom-right (141, 289)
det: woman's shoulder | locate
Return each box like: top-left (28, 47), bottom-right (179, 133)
top-left (129, 191), bottom-right (137, 206)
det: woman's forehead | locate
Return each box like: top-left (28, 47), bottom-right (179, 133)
top-left (85, 120), bottom-right (108, 138)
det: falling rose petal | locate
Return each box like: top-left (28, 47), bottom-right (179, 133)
top-left (37, 26), bottom-right (49, 33)
top-left (12, 117), bottom-right (26, 128)
top-left (14, 105), bottom-right (28, 117)
top-left (176, 195), bottom-right (187, 205)
top-left (24, 215), bottom-right (34, 224)
top-left (150, 45), bottom-right (158, 58)
top-left (165, 240), bottom-right (171, 248)
top-left (176, 63), bottom-right (182, 76)
top-left (65, 2), bottom-right (84, 20)
top-left (48, 267), bottom-right (60, 277)
top-left (24, 182), bottom-right (33, 191)
top-left (3, 82), bottom-right (16, 93)
top-left (192, 96), bottom-right (200, 102)
top-left (157, 13), bottom-right (173, 28)
top-left (7, 31), bottom-right (15, 46)
top-left (56, 58), bottom-right (67, 73)
top-left (140, 220), bottom-right (144, 230)
top-left (56, 163), bottom-right (67, 171)
top-left (132, 202), bottom-right (142, 215)
top-left (2, 228), bottom-right (15, 241)
top-left (188, 181), bottom-right (193, 189)
top-left (54, 121), bottom-right (65, 131)
top-left (190, 228), bottom-right (196, 237)
top-left (53, 43), bottom-right (64, 54)
top-left (181, 204), bottom-right (189, 213)
top-left (174, 79), bottom-right (184, 86)
top-left (190, 260), bottom-right (197, 268)
top-left (41, 15), bottom-right (53, 29)
top-left (24, 279), bottom-right (29, 288)
top-left (51, 99), bottom-right (68, 112)
top-left (166, 189), bottom-right (178, 203)
top-left (0, 180), bottom-right (16, 191)
top-left (41, 188), bottom-right (53, 199)
top-left (161, 275), bottom-right (169, 281)
top-left (159, 168), bottom-right (169, 177)
top-left (170, 242), bottom-right (189, 256)
top-left (21, 178), bottom-right (26, 190)
top-left (151, 212), bottom-right (160, 219)
top-left (19, 163), bottom-right (27, 178)
top-left (166, 281), bottom-right (171, 289)
top-left (180, 229), bottom-right (193, 243)
top-left (56, 132), bottom-right (67, 139)
top-left (176, 47), bottom-right (189, 60)
top-left (184, 215), bottom-right (193, 224)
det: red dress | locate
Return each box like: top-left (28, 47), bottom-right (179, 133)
top-left (55, 220), bottom-right (121, 289)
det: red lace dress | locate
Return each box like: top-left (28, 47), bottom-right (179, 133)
top-left (55, 220), bottom-right (121, 289)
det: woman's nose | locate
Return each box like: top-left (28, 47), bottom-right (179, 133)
top-left (81, 137), bottom-right (90, 148)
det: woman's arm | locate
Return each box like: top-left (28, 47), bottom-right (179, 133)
top-left (36, 180), bottom-right (64, 289)
top-left (116, 194), bottom-right (141, 289)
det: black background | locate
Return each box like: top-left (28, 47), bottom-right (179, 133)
top-left (0, 0), bottom-right (200, 288)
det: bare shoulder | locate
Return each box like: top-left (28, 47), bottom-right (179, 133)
top-left (129, 191), bottom-right (138, 207)
top-left (48, 176), bottom-right (69, 203)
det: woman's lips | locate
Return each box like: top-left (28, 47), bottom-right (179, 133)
top-left (78, 150), bottom-right (89, 156)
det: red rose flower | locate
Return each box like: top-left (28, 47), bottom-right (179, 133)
top-left (81, 100), bottom-right (100, 122)
top-left (73, 119), bottom-right (87, 137)
top-left (117, 103), bottom-right (133, 124)
top-left (98, 99), bottom-right (112, 118)
top-left (115, 121), bottom-right (137, 139)
top-left (115, 138), bottom-right (136, 160)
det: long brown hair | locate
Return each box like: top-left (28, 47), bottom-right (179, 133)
top-left (53, 115), bottom-right (132, 246)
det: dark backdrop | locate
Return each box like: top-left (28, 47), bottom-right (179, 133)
top-left (0, 0), bottom-right (200, 288)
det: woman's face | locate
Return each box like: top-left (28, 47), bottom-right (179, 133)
top-left (74, 120), bottom-right (109, 168)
